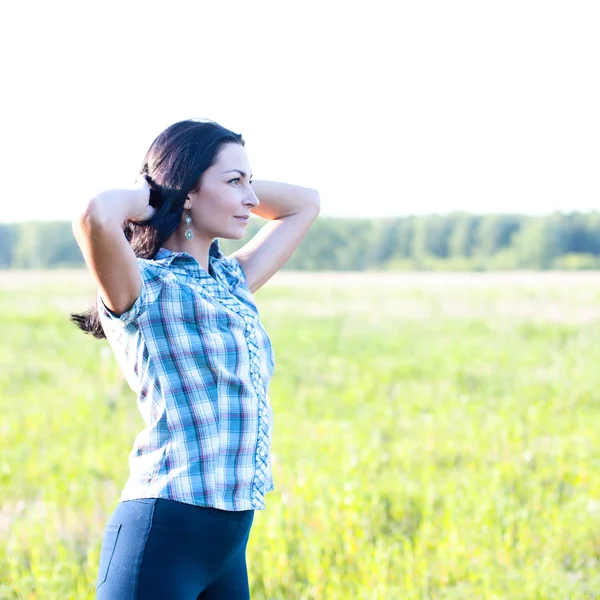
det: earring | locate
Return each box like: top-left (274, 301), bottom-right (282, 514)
top-left (184, 211), bottom-right (193, 240)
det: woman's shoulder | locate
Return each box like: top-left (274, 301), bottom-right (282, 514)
top-left (97, 255), bottom-right (170, 328)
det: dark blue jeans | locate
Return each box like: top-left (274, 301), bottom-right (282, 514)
top-left (95, 498), bottom-right (255, 599)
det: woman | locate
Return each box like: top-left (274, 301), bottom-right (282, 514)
top-left (71, 119), bottom-right (320, 599)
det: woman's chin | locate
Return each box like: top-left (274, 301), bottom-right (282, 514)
top-left (220, 228), bottom-right (246, 241)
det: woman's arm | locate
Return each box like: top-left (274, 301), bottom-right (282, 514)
top-left (72, 177), bottom-right (155, 316)
top-left (231, 180), bottom-right (321, 293)
top-left (249, 180), bottom-right (319, 221)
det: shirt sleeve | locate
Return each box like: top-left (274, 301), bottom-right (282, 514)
top-left (97, 260), bottom-right (164, 327)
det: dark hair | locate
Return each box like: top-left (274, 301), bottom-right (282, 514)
top-left (71, 119), bottom-right (245, 339)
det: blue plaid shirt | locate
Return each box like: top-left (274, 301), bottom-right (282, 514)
top-left (98, 240), bottom-right (275, 511)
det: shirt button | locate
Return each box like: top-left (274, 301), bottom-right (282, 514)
top-left (259, 450), bottom-right (266, 457)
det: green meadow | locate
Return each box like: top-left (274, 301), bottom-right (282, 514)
top-left (1, 271), bottom-right (600, 599)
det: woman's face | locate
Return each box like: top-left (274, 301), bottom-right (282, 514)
top-left (187, 143), bottom-right (259, 240)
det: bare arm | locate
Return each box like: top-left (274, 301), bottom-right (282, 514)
top-left (72, 177), bottom-right (155, 316)
top-left (231, 180), bottom-right (320, 293)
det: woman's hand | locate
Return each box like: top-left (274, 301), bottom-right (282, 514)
top-left (128, 175), bottom-right (156, 222)
top-left (79, 178), bottom-right (156, 228)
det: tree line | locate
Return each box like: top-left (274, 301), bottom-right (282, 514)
top-left (1, 212), bottom-right (600, 271)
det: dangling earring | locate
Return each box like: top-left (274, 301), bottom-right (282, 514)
top-left (184, 212), bottom-right (193, 240)
top-left (183, 199), bottom-right (193, 240)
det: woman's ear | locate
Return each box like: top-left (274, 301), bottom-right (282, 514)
top-left (184, 198), bottom-right (192, 210)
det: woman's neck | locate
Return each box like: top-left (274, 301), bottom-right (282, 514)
top-left (162, 230), bottom-right (213, 273)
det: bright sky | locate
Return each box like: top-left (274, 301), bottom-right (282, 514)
top-left (1, 0), bottom-right (598, 222)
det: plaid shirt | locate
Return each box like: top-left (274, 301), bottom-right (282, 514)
top-left (98, 240), bottom-right (275, 511)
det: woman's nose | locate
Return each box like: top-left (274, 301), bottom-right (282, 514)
top-left (245, 189), bottom-right (260, 208)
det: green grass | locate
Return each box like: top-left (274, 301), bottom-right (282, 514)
top-left (2, 273), bottom-right (600, 599)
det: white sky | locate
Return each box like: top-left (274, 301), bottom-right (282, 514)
top-left (0, 0), bottom-right (598, 222)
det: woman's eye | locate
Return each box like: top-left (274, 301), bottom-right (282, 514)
top-left (229, 178), bottom-right (240, 184)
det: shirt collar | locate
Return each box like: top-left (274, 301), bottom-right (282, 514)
top-left (153, 239), bottom-right (223, 266)
top-left (152, 239), bottom-right (236, 291)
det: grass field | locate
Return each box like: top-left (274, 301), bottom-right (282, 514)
top-left (2, 270), bottom-right (600, 599)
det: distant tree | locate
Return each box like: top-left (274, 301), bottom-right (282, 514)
top-left (449, 213), bottom-right (480, 258)
top-left (393, 217), bottom-right (414, 259)
top-left (41, 222), bottom-right (84, 267)
top-left (474, 214), bottom-right (522, 257)
top-left (511, 214), bottom-right (567, 269)
top-left (372, 219), bottom-right (401, 264)
top-left (12, 223), bottom-right (43, 269)
top-left (411, 217), bottom-right (428, 268)
top-left (0, 224), bottom-right (15, 268)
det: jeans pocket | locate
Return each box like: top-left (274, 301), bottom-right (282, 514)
top-left (96, 523), bottom-right (122, 590)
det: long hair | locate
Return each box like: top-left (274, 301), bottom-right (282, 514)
top-left (71, 119), bottom-right (245, 339)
